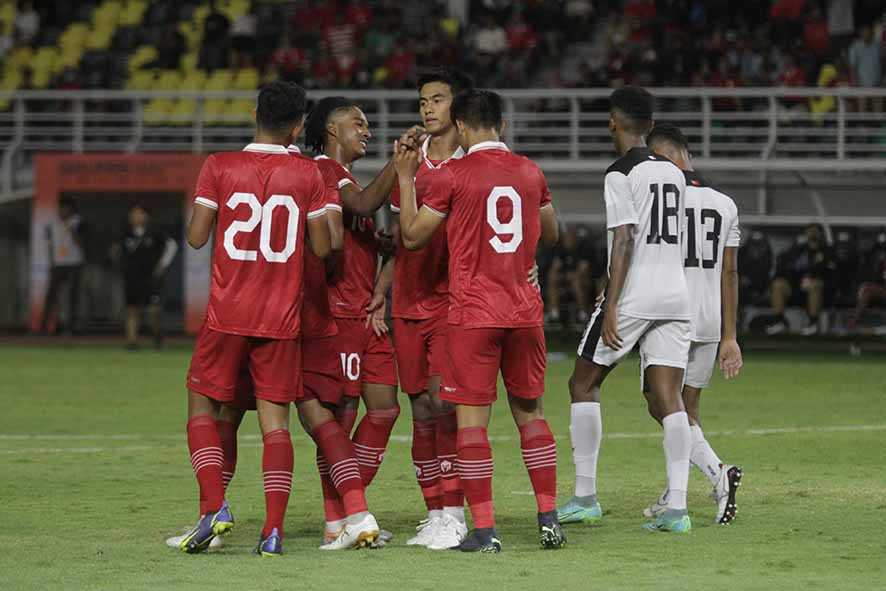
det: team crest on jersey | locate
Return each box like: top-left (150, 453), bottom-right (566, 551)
top-left (440, 460), bottom-right (453, 473)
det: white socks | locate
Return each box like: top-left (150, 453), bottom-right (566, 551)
top-left (570, 402), bottom-right (602, 498)
top-left (428, 509), bottom-right (444, 521)
top-left (661, 411), bottom-right (691, 511)
top-left (690, 425), bottom-right (723, 486)
top-left (443, 506), bottom-right (466, 523)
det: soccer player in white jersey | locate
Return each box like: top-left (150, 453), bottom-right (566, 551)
top-left (642, 123), bottom-right (743, 525)
top-left (557, 86), bottom-right (694, 533)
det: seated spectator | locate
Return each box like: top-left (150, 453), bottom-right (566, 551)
top-left (544, 225), bottom-right (598, 325)
top-left (849, 230), bottom-right (886, 329)
top-left (149, 26), bottom-right (186, 70)
top-left (766, 223), bottom-right (837, 336)
top-left (848, 24), bottom-right (883, 112)
top-left (738, 229), bottom-right (773, 305)
top-left (198, 0), bottom-right (231, 72)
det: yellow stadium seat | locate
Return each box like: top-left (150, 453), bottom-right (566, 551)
top-left (120, 0), bottom-right (148, 26)
top-left (155, 70), bottom-right (182, 91)
top-left (178, 21), bottom-right (202, 52)
top-left (128, 45), bottom-right (158, 72)
top-left (204, 98), bottom-right (228, 126)
top-left (59, 47), bottom-right (84, 70)
top-left (0, 4), bottom-right (15, 36)
top-left (86, 28), bottom-right (114, 51)
top-left (60, 23), bottom-right (90, 50)
top-left (205, 69), bottom-right (233, 91)
top-left (232, 68), bottom-right (258, 91)
top-left (126, 69), bottom-right (156, 90)
top-left (11, 47), bottom-right (33, 69)
top-left (181, 53), bottom-right (199, 72)
top-left (93, 1), bottom-right (121, 29)
top-left (180, 71), bottom-right (206, 91)
top-left (226, 98), bottom-right (254, 124)
top-left (144, 98), bottom-right (176, 125)
top-left (193, 4), bottom-right (210, 25)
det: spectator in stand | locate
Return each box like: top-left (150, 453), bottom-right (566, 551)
top-left (848, 24), bottom-right (882, 112)
top-left (709, 56), bottom-right (742, 110)
top-left (149, 26), bottom-right (186, 70)
top-left (345, 0), bottom-right (372, 31)
top-left (544, 225), bottom-right (598, 326)
top-left (738, 229), bottom-right (773, 306)
top-left (849, 230), bottom-right (886, 329)
top-left (269, 33), bottom-right (308, 82)
top-left (231, 4), bottom-right (257, 69)
top-left (804, 5), bottom-right (831, 58)
top-left (766, 223), bottom-right (837, 336)
top-left (470, 14), bottom-right (508, 76)
top-left (324, 11), bottom-right (357, 63)
top-left (827, 0), bottom-right (855, 51)
top-left (14, 0), bottom-right (39, 43)
top-left (198, 0), bottom-right (231, 71)
top-left (383, 41), bottom-right (416, 88)
top-left (39, 196), bottom-right (84, 336)
top-left (778, 52), bottom-right (808, 109)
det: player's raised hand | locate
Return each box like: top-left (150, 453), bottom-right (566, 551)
top-left (393, 140), bottom-right (421, 178)
top-left (527, 263), bottom-right (540, 289)
top-left (399, 125), bottom-right (427, 151)
top-left (718, 338), bottom-right (743, 379)
top-left (601, 308), bottom-right (623, 350)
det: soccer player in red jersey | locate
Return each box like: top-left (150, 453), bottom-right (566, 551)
top-left (387, 69), bottom-right (472, 549)
top-left (397, 90), bottom-right (562, 553)
top-left (179, 81), bottom-right (332, 556)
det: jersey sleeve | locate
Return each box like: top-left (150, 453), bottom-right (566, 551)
top-left (306, 166), bottom-right (329, 219)
top-left (725, 205), bottom-right (740, 248)
top-left (538, 167), bottom-right (552, 208)
top-left (193, 155), bottom-right (219, 210)
top-left (418, 167), bottom-right (454, 218)
top-left (603, 171), bottom-right (638, 229)
top-left (390, 177), bottom-right (401, 213)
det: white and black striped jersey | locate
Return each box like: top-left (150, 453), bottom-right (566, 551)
top-left (682, 171), bottom-right (740, 342)
top-left (603, 147), bottom-right (690, 320)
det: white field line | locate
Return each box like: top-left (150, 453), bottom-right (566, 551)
top-left (0, 423), bottom-right (884, 456)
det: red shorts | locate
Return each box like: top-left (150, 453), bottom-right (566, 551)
top-left (334, 317), bottom-right (398, 397)
top-left (302, 335), bottom-right (345, 405)
top-left (439, 325), bottom-right (546, 406)
top-left (392, 314), bottom-right (448, 395)
top-left (187, 326), bottom-right (303, 405)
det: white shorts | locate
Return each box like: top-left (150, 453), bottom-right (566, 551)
top-left (684, 341), bottom-right (719, 389)
top-left (577, 307), bottom-right (691, 371)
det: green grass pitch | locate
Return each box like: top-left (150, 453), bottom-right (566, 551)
top-left (1, 344), bottom-right (884, 590)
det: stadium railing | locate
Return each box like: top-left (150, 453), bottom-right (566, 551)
top-left (1, 87), bottom-right (884, 205)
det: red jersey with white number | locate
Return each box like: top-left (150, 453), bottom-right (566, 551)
top-left (289, 145), bottom-right (340, 339)
top-left (390, 138), bottom-right (463, 319)
top-left (193, 143), bottom-right (327, 338)
top-left (422, 141), bottom-right (551, 328)
top-left (314, 155), bottom-right (378, 319)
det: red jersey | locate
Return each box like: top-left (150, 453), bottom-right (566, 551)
top-left (314, 155), bottom-right (378, 319)
top-left (193, 143), bottom-right (327, 339)
top-left (422, 141), bottom-right (551, 328)
top-left (390, 138), bottom-right (463, 319)
top-left (289, 145), bottom-right (339, 339)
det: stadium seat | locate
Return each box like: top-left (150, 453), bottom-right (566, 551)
top-left (126, 69), bottom-right (156, 91)
top-left (232, 68), bottom-right (259, 91)
top-left (119, 0), bottom-right (148, 27)
top-left (226, 98), bottom-right (255, 124)
top-left (156, 70), bottom-right (183, 91)
top-left (0, 4), bottom-right (15, 35)
top-left (128, 46), bottom-right (158, 72)
top-left (180, 52), bottom-right (199, 73)
top-left (179, 21), bottom-right (202, 52)
top-left (205, 69), bottom-right (233, 91)
top-left (203, 98), bottom-right (229, 126)
top-left (144, 98), bottom-right (176, 125)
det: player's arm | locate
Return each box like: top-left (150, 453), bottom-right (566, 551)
top-left (602, 224), bottom-right (634, 349)
top-left (540, 203), bottom-right (559, 246)
top-left (307, 212), bottom-right (331, 259)
top-left (187, 204), bottom-right (216, 249)
top-left (719, 245), bottom-right (742, 379)
top-left (154, 236), bottom-right (179, 277)
top-left (395, 143), bottom-right (445, 251)
top-left (339, 126), bottom-right (426, 217)
top-left (327, 206), bottom-right (344, 254)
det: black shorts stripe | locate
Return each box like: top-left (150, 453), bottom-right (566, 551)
top-left (577, 305), bottom-right (605, 362)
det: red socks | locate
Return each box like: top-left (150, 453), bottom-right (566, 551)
top-left (316, 451), bottom-right (346, 524)
top-left (412, 419), bottom-right (443, 511)
top-left (313, 419), bottom-right (367, 517)
top-left (436, 412), bottom-right (464, 509)
top-left (352, 407), bottom-right (400, 486)
top-left (519, 419), bottom-right (557, 513)
top-left (217, 419), bottom-right (238, 492)
top-left (456, 426), bottom-right (494, 528)
top-left (187, 414), bottom-right (224, 514)
top-left (262, 429), bottom-right (293, 538)
top-left (336, 403), bottom-right (358, 435)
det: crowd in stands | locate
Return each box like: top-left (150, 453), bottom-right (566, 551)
top-left (539, 223), bottom-right (886, 335)
top-left (0, 0), bottom-right (884, 107)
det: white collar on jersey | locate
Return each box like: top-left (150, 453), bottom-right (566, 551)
top-left (421, 135), bottom-right (464, 169)
top-left (243, 143), bottom-right (289, 154)
top-left (467, 140), bottom-right (509, 154)
top-left (286, 144), bottom-right (301, 154)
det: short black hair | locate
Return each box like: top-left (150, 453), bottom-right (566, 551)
top-left (304, 96), bottom-right (359, 153)
top-left (610, 86), bottom-right (654, 134)
top-left (450, 89), bottom-right (502, 131)
top-left (417, 68), bottom-right (474, 96)
top-left (647, 122), bottom-right (690, 152)
top-left (255, 81), bottom-right (308, 134)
